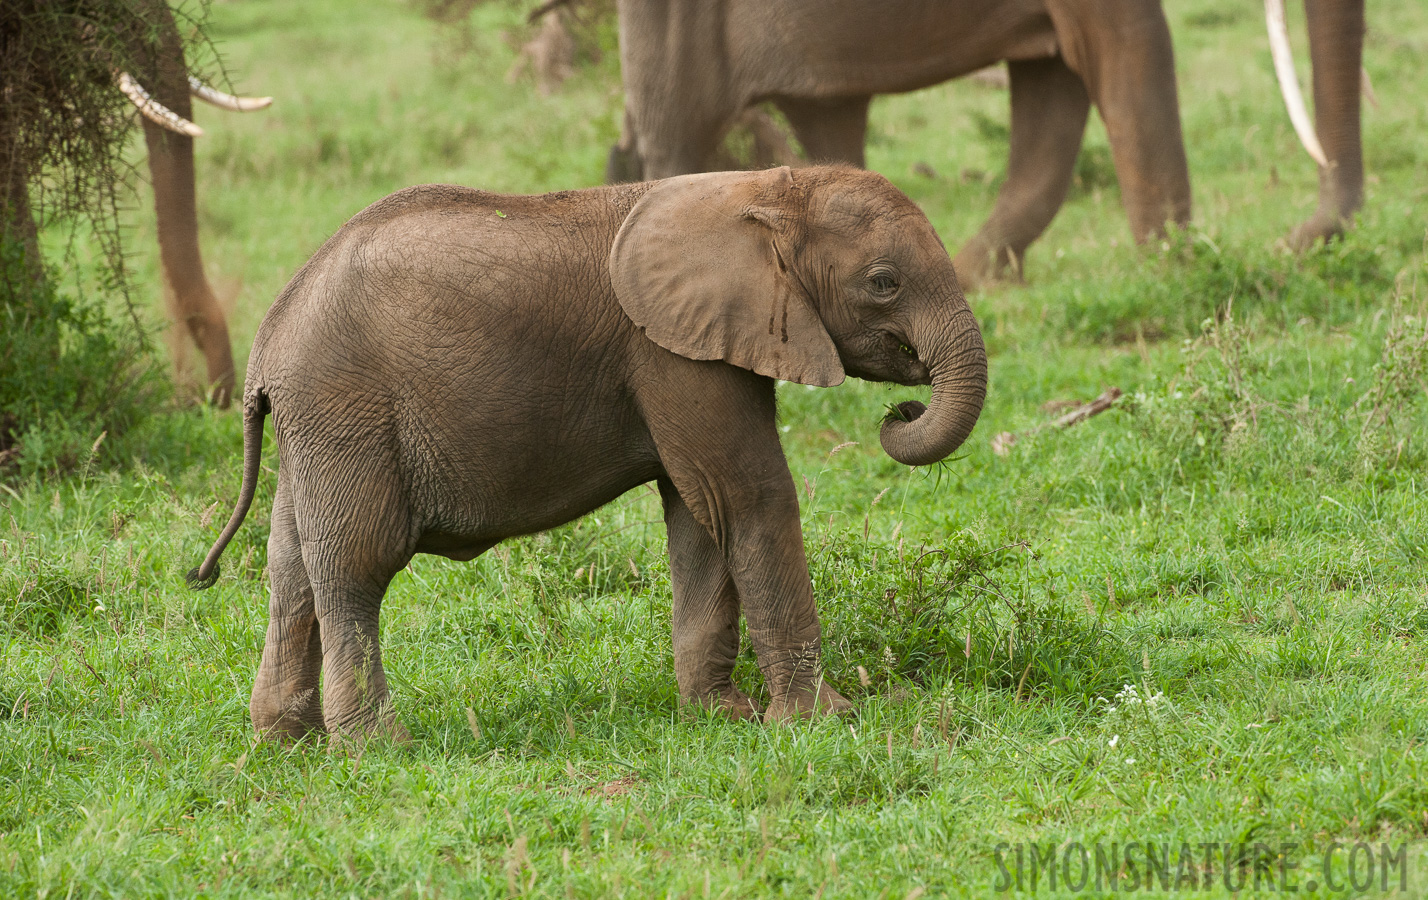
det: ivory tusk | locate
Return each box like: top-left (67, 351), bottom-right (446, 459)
top-left (188, 76), bottom-right (273, 112)
top-left (117, 72), bottom-right (204, 137)
top-left (1360, 66), bottom-right (1379, 110)
top-left (1265, 0), bottom-right (1328, 167)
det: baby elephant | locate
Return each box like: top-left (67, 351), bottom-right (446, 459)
top-left (189, 166), bottom-right (987, 741)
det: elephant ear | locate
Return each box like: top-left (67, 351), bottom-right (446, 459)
top-left (610, 168), bottom-right (845, 387)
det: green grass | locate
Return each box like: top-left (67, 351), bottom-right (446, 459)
top-left (5, 0), bottom-right (1428, 895)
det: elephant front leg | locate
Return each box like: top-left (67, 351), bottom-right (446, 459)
top-left (659, 478), bottom-right (761, 721)
top-left (698, 488), bottom-right (849, 722)
top-left (726, 488), bottom-right (851, 723)
top-left (644, 374), bottom-right (851, 723)
top-left (1289, 0), bottom-right (1365, 249)
top-left (955, 57), bottom-right (1090, 287)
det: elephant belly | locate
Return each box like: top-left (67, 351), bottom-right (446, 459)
top-left (416, 536), bottom-right (499, 562)
top-left (763, 0), bottom-right (1057, 95)
top-left (402, 402), bottom-right (662, 554)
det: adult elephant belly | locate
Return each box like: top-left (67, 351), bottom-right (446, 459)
top-left (399, 369), bottom-right (662, 562)
top-left (747, 0), bottom-right (1057, 97)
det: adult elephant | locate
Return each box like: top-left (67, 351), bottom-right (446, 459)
top-left (610, 0), bottom-right (1364, 284)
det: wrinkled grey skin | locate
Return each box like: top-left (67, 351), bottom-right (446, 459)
top-left (189, 167), bottom-right (988, 742)
top-left (611, 0), bottom-right (1366, 283)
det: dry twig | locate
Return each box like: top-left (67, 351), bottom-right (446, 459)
top-left (992, 387), bottom-right (1122, 455)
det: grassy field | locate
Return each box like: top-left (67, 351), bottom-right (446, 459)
top-left (5, 0), bottom-right (1428, 895)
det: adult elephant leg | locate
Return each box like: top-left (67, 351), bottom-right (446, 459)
top-left (774, 95), bottom-right (870, 166)
top-left (634, 105), bottom-right (734, 179)
top-left (606, 108), bottom-right (644, 184)
top-left (616, 0), bottom-right (734, 178)
top-left (1289, 0), bottom-right (1365, 248)
top-left (658, 477), bottom-right (761, 721)
top-left (250, 469), bottom-right (325, 741)
top-left (1049, 0), bottom-right (1191, 243)
top-left (954, 57), bottom-right (1089, 287)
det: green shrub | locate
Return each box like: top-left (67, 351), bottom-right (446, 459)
top-left (806, 529), bottom-right (1138, 707)
top-left (0, 238), bottom-right (164, 477)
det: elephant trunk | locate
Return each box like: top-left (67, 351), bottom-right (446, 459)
top-left (879, 305), bottom-right (987, 467)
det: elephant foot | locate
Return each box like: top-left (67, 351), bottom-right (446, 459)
top-left (683, 684), bottom-right (764, 722)
top-left (1287, 210), bottom-right (1350, 251)
top-left (326, 711), bottom-right (413, 751)
top-left (952, 239), bottom-right (1023, 291)
top-left (763, 678), bottom-right (853, 724)
top-left (250, 685), bottom-right (326, 743)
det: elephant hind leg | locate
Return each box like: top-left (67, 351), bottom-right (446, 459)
top-left (659, 477), bottom-right (762, 721)
top-left (250, 471), bottom-right (325, 741)
top-left (955, 56), bottom-right (1089, 287)
top-left (293, 464), bottom-right (416, 744)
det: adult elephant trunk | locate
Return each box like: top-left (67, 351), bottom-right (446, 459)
top-left (880, 305), bottom-right (988, 467)
top-left (129, 0), bottom-right (237, 406)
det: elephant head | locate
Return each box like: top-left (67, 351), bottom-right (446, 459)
top-left (610, 166), bottom-right (987, 467)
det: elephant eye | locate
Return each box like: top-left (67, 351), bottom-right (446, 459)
top-left (869, 272), bottom-right (899, 297)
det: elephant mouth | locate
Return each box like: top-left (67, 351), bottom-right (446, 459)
top-left (844, 358), bottom-right (931, 386)
top-left (881, 333), bottom-right (932, 385)
top-left (895, 349), bottom-right (932, 386)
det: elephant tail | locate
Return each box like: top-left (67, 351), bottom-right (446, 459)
top-left (186, 392), bottom-right (269, 590)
